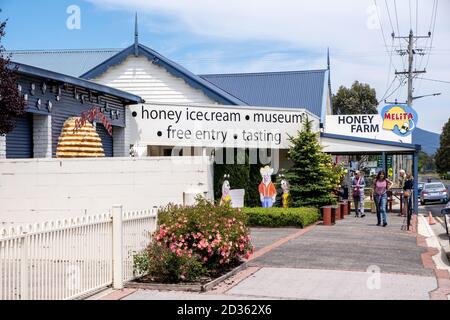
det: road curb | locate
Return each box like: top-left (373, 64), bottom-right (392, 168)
top-left (416, 214), bottom-right (450, 300)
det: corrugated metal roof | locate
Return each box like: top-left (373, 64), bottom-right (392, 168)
top-left (200, 70), bottom-right (327, 117)
top-left (7, 49), bottom-right (121, 77)
top-left (11, 62), bottom-right (143, 104)
top-left (6, 48), bottom-right (328, 116)
top-left (81, 43), bottom-right (247, 106)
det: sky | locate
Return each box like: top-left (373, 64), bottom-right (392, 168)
top-left (1, 0), bottom-right (449, 134)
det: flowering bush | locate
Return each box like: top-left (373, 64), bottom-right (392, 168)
top-left (134, 198), bottom-right (253, 283)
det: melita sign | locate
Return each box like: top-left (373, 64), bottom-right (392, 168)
top-left (381, 104), bottom-right (418, 137)
top-left (325, 104), bottom-right (418, 143)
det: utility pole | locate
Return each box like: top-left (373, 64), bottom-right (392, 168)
top-left (392, 29), bottom-right (430, 106)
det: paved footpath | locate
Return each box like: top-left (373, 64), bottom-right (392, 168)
top-left (98, 212), bottom-right (450, 300)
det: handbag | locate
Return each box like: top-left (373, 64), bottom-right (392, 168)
top-left (352, 178), bottom-right (361, 198)
top-left (404, 190), bottom-right (411, 198)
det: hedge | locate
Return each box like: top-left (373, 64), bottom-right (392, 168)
top-left (242, 207), bottom-right (320, 228)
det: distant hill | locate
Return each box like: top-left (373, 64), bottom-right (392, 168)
top-left (412, 128), bottom-right (441, 155)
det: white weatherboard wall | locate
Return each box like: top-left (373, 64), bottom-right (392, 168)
top-left (93, 55), bottom-right (217, 105)
top-left (0, 156), bottom-right (213, 225)
top-left (92, 55), bottom-right (218, 155)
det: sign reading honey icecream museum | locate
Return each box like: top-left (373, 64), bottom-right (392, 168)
top-left (325, 104), bottom-right (418, 144)
top-left (128, 103), bottom-right (319, 149)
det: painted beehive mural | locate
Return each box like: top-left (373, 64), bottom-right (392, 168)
top-left (56, 117), bottom-right (105, 158)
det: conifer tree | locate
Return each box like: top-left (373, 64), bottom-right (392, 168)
top-left (285, 119), bottom-right (336, 207)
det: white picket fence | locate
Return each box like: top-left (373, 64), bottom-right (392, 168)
top-left (0, 205), bottom-right (158, 300)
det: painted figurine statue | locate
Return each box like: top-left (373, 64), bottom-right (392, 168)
top-left (280, 175), bottom-right (291, 208)
top-left (259, 166), bottom-right (276, 208)
top-left (220, 174), bottom-right (232, 207)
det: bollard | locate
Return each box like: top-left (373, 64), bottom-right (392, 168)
top-left (342, 200), bottom-right (348, 216)
top-left (321, 206), bottom-right (333, 226)
top-left (339, 202), bottom-right (346, 219)
top-left (333, 205), bottom-right (341, 221)
top-left (346, 200), bottom-right (351, 216)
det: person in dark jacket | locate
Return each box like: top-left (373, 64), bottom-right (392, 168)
top-left (402, 173), bottom-right (414, 217)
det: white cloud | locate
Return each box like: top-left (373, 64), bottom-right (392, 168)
top-left (86, 0), bottom-right (450, 133)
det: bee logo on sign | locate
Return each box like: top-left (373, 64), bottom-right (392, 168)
top-left (381, 104), bottom-right (418, 137)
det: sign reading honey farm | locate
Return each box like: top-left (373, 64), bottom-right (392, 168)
top-left (325, 105), bottom-right (418, 144)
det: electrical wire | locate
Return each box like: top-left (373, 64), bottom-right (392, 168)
top-left (393, 0), bottom-right (407, 70)
top-left (374, 0), bottom-right (397, 98)
top-left (423, 0), bottom-right (438, 72)
top-left (415, 0), bottom-right (439, 95)
top-left (380, 76), bottom-right (406, 103)
top-left (417, 77), bottom-right (450, 84)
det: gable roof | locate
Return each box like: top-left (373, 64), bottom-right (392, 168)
top-left (11, 62), bottom-right (143, 104)
top-left (7, 46), bottom-right (329, 117)
top-left (200, 70), bottom-right (328, 117)
top-left (80, 44), bottom-right (247, 106)
top-left (7, 49), bottom-right (121, 77)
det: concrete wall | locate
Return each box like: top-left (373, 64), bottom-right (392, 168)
top-left (0, 156), bottom-right (214, 225)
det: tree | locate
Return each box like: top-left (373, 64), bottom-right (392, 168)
top-left (332, 81), bottom-right (378, 115)
top-left (285, 119), bottom-right (337, 207)
top-left (435, 117), bottom-right (450, 176)
top-left (0, 18), bottom-right (26, 135)
top-left (418, 151), bottom-right (436, 173)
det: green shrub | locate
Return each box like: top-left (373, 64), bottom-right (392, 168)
top-left (134, 198), bottom-right (253, 283)
top-left (133, 242), bottom-right (207, 283)
top-left (242, 207), bottom-right (320, 228)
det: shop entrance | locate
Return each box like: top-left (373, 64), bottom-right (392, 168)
top-left (320, 133), bottom-right (420, 223)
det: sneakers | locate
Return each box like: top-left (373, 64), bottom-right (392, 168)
top-left (361, 213), bottom-right (366, 218)
top-left (383, 222), bottom-right (388, 227)
top-left (376, 222), bottom-right (381, 226)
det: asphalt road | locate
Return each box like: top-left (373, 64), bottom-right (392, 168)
top-left (421, 202), bottom-right (449, 231)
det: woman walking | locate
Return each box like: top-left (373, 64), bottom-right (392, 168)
top-left (373, 170), bottom-right (393, 227)
top-left (352, 171), bottom-right (366, 217)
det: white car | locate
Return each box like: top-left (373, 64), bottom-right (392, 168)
top-left (420, 182), bottom-right (449, 205)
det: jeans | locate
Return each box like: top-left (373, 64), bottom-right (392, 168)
top-left (353, 192), bottom-right (365, 216)
top-left (374, 193), bottom-right (387, 224)
top-left (262, 197), bottom-right (273, 208)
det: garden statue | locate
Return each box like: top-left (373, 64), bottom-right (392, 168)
top-left (280, 174), bottom-right (291, 208)
top-left (259, 166), bottom-right (276, 208)
top-left (220, 174), bottom-right (232, 207)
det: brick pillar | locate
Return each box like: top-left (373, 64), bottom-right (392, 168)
top-left (33, 114), bottom-right (52, 158)
top-left (0, 134), bottom-right (6, 159)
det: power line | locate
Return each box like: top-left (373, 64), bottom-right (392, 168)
top-left (416, 0), bottom-right (439, 95)
top-left (373, 0), bottom-right (398, 96)
top-left (392, 0), bottom-right (407, 70)
top-left (409, 0), bottom-right (413, 31)
top-left (415, 0), bottom-right (419, 36)
top-left (423, 0), bottom-right (438, 72)
top-left (379, 75), bottom-right (401, 103)
top-left (417, 77), bottom-right (450, 84)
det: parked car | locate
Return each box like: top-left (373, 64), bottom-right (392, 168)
top-left (420, 182), bottom-right (449, 205)
top-left (418, 183), bottom-right (425, 194)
